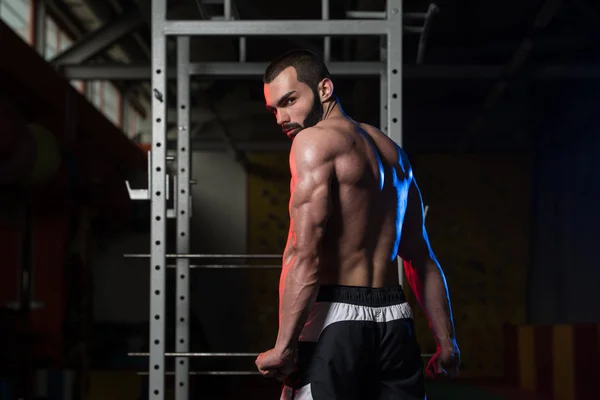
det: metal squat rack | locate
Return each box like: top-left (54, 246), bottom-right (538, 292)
top-left (124, 0), bottom-right (438, 399)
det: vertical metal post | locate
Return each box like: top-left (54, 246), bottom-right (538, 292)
top-left (224, 0), bottom-right (231, 19)
top-left (386, 0), bottom-right (402, 148)
top-left (379, 60), bottom-right (388, 133)
top-left (175, 36), bottom-right (191, 400)
top-left (239, 37), bottom-right (247, 61)
top-left (322, 0), bottom-right (331, 62)
top-left (387, 0), bottom-right (403, 286)
top-left (150, 0), bottom-right (167, 399)
top-left (223, 0), bottom-right (246, 62)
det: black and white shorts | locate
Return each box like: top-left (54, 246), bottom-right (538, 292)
top-left (281, 285), bottom-right (425, 400)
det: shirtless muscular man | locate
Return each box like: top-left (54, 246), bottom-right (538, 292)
top-left (255, 49), bottom-right (459, 400)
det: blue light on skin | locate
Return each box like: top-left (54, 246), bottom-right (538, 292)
top-left (389, 152), bottom-right (413, 262)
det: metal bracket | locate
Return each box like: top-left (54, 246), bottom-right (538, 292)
top-left (125, 151), bottom-right (193, 218)
top-left (125, 153), bottom-right (151, 200)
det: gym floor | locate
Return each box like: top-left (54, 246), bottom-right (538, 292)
top-left (1, 0), bottom-right (599, 399)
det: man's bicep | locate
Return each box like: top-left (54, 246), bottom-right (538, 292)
top-left (398, 178), bottom-right (433, 263)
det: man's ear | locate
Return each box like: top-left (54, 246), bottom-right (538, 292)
top-left (318, 78), bottom-right (335, 102)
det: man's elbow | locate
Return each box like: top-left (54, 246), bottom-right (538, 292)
top-left (292, 248), bottom-right (320, 268)
top-left (403, 249), bottom-right (438, 276)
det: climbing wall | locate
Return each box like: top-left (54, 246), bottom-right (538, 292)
top-left (408, 153), bottom-right (531, 378)
top-left (245, 151), bottom-right (531, 378)
top-left (245, 152), bottom-right (291, 350)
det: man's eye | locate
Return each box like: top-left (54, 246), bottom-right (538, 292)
top-left (286, 98), bottom-right (295, 105)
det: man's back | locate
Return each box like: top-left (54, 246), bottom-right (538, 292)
top-left (279, 118), bottom-right (425, 400)
top-left (259, 51), bottom-right (458, 399)
top-left (314, 117), bottom-right (413, 288)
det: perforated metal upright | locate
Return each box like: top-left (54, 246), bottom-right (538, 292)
top-left (387, 0), bottom-right (404, 287)
top-left (150, 0), bottom-right (167, 398)
top-left (380, 61), bottom-right (388, 134)
top-left (176, 36), bottom-right (191, 400)
top-left (387, 0), bottom-right (403, 148)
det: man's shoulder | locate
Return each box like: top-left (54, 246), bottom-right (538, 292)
top-left (291, 125), bottom-right (345, 163)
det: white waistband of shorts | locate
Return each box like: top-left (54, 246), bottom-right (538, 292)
top-left (299, 301), bottom-right (413, 342)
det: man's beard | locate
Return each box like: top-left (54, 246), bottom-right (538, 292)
top-left (282, 89), bottom-right (323, 135)
top-left (302, 89), bottom-right (324, 128)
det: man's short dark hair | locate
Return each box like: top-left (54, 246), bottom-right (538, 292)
top-left (263, 49), bottom-right (332, 91)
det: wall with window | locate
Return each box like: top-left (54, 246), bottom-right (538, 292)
top-left (123, 99), bottom-right (148, 140)
top-left (0, 0), bottom-right (148, 136)
top-left (0, 0), bottom-right (32, 44)
top-left (85, 81), bottom-right (123, 128)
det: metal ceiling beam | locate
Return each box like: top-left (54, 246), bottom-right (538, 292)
top-left (163, 19), bottom-right (420, 36)
top-left (33, 0), bottom-right (47, 55)
top-left (42, 0), bottom-right (84, 37)
top-left (61, 63), bottom-right (600, 81)
top-left (40, 1), bottom-right (148, 118)
top-left (51, 7), bottom-right (144, 65)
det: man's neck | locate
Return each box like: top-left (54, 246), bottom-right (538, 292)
top-left (322, 99), bottom-right (345, 120)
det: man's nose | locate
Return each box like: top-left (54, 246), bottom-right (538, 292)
top-left (276, 111), bottom-right (289, 126)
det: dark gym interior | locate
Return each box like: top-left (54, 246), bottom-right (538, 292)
top-left (0, 0), bottom-right (599, 399)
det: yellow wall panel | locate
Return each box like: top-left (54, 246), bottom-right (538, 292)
top-left (552, 325), bottom-right (575, 400)
top-left (87, 372), bottom-right (141, 400)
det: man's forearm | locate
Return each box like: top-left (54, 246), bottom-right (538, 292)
top-left (275, 252), bottom-right (320, 352)
top-left (405, 257), bottom-right (456, 349)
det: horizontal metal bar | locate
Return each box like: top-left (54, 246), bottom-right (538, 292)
top-left (130, 352), bottom-right (259, 357)
top-left (124, 253), bottom-right (281, 259)
top-left (63, 62), bottom-right (383, 80)
top-left (164, 20), bottom-right (391, 36)
top-left (63, 65), bottom-right (151, 80)
top-left (131, 352), bottom-right (434, 358)
top-left (406, 12), bottom-right (428, 19)
top-left (405, 26), bottom-right (424, 34)
top-left (345, 11), bottom-right (386, 19)
top-left (188, 61), bottom-right (382, 76)
top-left (62, 63), bottom-right (600, 81)
top-left (166, 264), bottom-right (280, 269)
top-left (139, 352), bottom-right (434, 375)
top-left (130, 263), bottom-right (280, 269)
top-left (178, 140), bottom-right (291, 153)
top-left (138, 371), bottom-right (261, 376)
